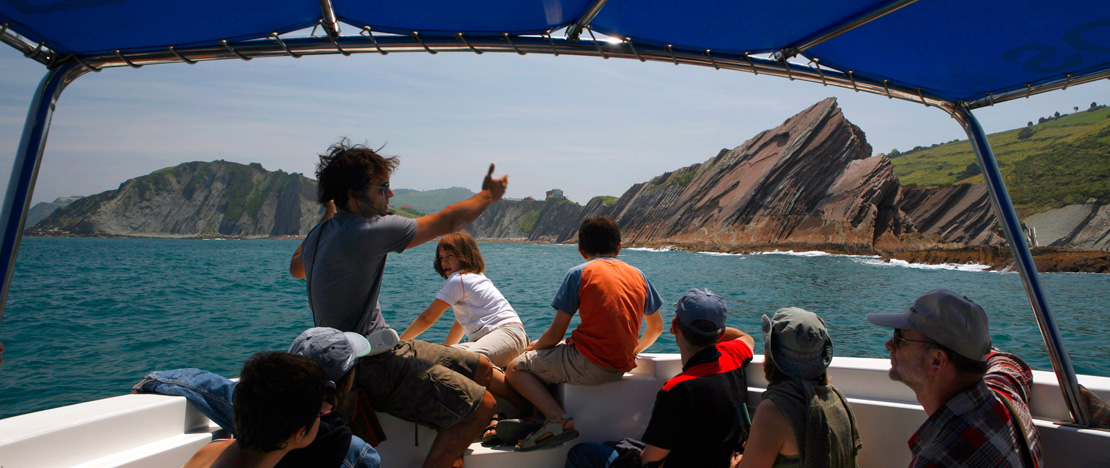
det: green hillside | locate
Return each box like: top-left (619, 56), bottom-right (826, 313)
top-left (391, 187), bottom-right (475, 214)
top-left (889, 106), bottom-right (1110, 214)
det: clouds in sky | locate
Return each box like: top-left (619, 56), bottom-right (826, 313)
top-left (2, 46), bottom-right (1108, 206)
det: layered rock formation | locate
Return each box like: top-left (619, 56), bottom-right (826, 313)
top-left (30, 161), bottom-right (322, 237)
top-left (470, 98), bottom-right (1007, 254)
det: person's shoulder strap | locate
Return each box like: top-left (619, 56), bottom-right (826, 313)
top-left (991, 388), bottom-right (1036, 468)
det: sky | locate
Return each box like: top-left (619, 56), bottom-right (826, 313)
top-left (2, 44), bottom-right (1108, 206)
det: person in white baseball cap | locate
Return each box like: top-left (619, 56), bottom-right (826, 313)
top-left (867, 289), bottom-right (1042, 468)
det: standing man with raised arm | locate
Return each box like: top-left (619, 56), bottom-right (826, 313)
top-left (289, 139), bottom-right (514, 468)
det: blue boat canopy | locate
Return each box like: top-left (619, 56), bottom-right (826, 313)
top-left (2, 0), bottom-right (1109, 107)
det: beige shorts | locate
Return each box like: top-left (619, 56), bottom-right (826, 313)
top-left (513, 342), bottom-right (623, 386)
top-left (452, 322), bottom-right (529, 369)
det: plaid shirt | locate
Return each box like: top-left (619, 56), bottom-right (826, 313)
top-left (908, 350), bottom-right (1042, 468)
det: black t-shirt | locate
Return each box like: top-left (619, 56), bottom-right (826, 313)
top-left (641, 340), bottom-right (753, 468)
top-left (277, 413), bottom-right (352, 468)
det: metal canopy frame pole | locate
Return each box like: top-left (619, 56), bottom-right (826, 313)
top-left (776, 0), bottom-right (918, 60)
top-left (0, 61), bottom-right (81, 321)
top-left (952, 105), bottom-right (1091, 426)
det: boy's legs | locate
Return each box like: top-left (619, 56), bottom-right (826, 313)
top-left (507, 343), bottom-right (623, 421)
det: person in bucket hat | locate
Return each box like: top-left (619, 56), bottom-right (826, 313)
top-left (734, 307), bottom-right (860, 468)
top-left (566, 288), bottom-right (755, 468)
top-left (867, 289), bottom-right (1042, 467)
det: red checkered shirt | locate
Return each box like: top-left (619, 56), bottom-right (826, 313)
top-left (908, 349), bottom-right (1042, 468)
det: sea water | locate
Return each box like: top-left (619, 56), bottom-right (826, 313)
top-left (1, 237), bottom-right (1107, 418)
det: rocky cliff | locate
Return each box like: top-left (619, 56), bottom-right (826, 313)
top-left (30, 161), bottom-right (322, 237)
top-left (471, 98), bottom-right (1008, 254)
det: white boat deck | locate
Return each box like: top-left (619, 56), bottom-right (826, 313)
top-left (2, 354), bottom-right (1108, 467)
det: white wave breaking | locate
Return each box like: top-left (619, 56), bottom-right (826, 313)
top-left (627, 246), bottom-right (676, 253)
top-left (854, 257), bottom-right (997, 272)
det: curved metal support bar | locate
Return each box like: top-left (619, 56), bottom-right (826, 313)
top-left (0, 60), bottom-right (84, 320)
top-left (666, 44), bottom-right (678, 65)
top-left (412, 31), bottom-right (437, 54)
top-left (565, 0), bottom-right (610, 42)
top-left (705, 50), bottom-right (720, 70)
top-left (585, 27), bottom-right (607, 59)
top-left (811, 59), bottom-right (827, 86)
top-left (167, 46), bottom-right (198, 64)
top-left (269, 32), bottom-right (301, 58)
top-left (456, 32), bottom-right (483, 55)
top-left (502, 33), bottom-right (524, 55)
top-left (742, 52), bottom-right (758, 75)
top-left (625, 38), bottom-right (644, 62)
top-left (113, 49), bottom-right (142, 68)
top-left (361, 26), bottom-right (388, 55)
top-left (543, 32), bottom-right (559, 56)
top-left (951, 105), bottom-right (1091, 427)
top-left (70, 54), bottom-right (103, 72)
top-left (317, 0), bottom-right (341, 39)
top-left (219, 40), bottom-right (251, 61)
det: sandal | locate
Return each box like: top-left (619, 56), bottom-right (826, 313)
top-left (493, 418), bottom-right (543, 446)
top-left (515, 415), bottom-right (579, 452)
top-left (480, 415), bottom-right (502, 447)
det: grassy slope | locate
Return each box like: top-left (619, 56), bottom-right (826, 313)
top-left (890, 107), bottom-right (1110, 213)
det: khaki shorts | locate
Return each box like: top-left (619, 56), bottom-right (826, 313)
top-left (452, 322), bottom-right (529, 369)
top-left (513, 342), bottom-right (623, 386)
top-left (354, 339), bottom-right (486, 431)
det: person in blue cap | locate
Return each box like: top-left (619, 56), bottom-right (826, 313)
top-left (566, 288), bottom-right (755, 468)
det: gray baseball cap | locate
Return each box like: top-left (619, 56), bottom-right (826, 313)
top-left (288, 327), bottom-right (371, 385)
top-left (675, 288), bottom-right (727, 336)
top-left (762, 307), bottom-right (834, 381)
top-left (866, 289), bottom-right (991, 361)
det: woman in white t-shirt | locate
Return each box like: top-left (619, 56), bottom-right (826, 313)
top-left (399, 232), bottom-right (528, 368)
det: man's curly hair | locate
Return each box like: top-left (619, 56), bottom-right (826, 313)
top-left (315, 138), bottom-right (399, 205)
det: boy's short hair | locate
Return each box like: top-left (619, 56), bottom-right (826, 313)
top-left (434, 231), bottom-right (486, 278)
top-left (233, 352), bottom-right (328, 452)
top-left (578, 216), bottom-right (621, 256)
top-left (315, 138), bottom-right (399, 204)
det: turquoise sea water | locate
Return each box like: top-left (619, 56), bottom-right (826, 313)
top-left (1, 237), bottom-right (1107, 418)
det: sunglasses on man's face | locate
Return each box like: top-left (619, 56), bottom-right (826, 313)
top-left (892, 329), bottom-right (938, 348)
top-left (367, 181), bottom-right (390, 195)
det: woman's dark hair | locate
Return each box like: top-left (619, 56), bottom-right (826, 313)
top-left (434, 232), bottom-right (487, 278)
top-left (315, 138), bottom-right (398, 205)
top-left (578, 216), bottom-right (621, 256)
top-left (234, 352), bottom-right (327, 452)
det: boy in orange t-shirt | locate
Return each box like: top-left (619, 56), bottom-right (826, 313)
top-left (504, 216), bottom-right (664, 451)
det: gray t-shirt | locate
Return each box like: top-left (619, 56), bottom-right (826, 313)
top-left (301, 211), bottom-right (417, 335)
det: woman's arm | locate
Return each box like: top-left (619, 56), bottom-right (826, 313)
top-left (735, 399), bottom-right (792, 468)
top-left (399, 299), bottom-right (451, 340)
top-left (445, 320), bottom-right (465, 346)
